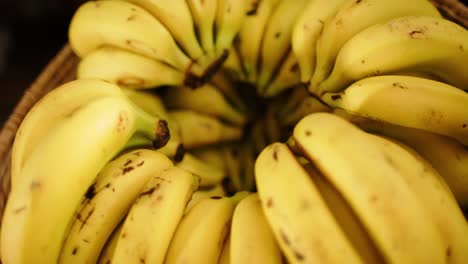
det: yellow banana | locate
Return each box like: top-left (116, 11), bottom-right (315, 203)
top-left (165, 192), bottom-right (249, 264)
top-left (169, 110), bottom-right (243, 149)
top-left (1, 96), bottom-right (169, 264)
top-left (77, 46), bottom-right (184, 89)
top-left (59, 149), bottom-right (173, 263)
top-left (176, 152), bottom-right (226, 187)
top-left (186, 0), bottom-right (217, 56)
top-left (230, 193), bottom-right (283, 264)
top-left (255, 143), bottom-right (363, 263)
top-left (263, 51), bottom-right (301, 97)
top-left (110, 166), bottom-right (199, 264)
top-left (314, 16), bottom-right (468, 94)
top-left (97, 224), bottom-right (123, 264)
top-left (322, 75), bottom-right (468, 145)
top-left (292, 0), bottom-right (347, 83)
top-left (185, 184), bottom-right (226, 213)
top-left (293, 112), bottom-right (447, 263)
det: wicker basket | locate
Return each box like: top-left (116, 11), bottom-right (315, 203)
top-left (0, 0), bottom-right (467, 232)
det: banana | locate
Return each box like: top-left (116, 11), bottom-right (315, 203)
top-left (263, 51), bottom-right (301, 97)
top-left (301, 162), bottom-right (384, 263)
top-left (162, 83), bottom-right (247, 126)
top-left (292, 0), bottom-right (347, 83)
top-left (77, 46), bottom-right (184, 89)
top-left (218, 233), bottom-right (231, 264)
top-left (222, 144), bottom-right (243, 194)
top-left (280, 95), bottom-right (331, 127)
top-left (1, 96), bottom-right (169, 264)
top-left (124, 0), bottom-right (204, 60)
top-left (264, 102), bottom-right (282, 144)
top-left (110, 166), bottom-right (199, 264)
top-left (250, 119), bottom-right (269, 155)
top-left (59, 149), bottom-right (173, 263)
top-left (335, 109), bottom-right (468, 207)
top-left (68, 0), bottom-right (205, 87)
top-left (313, 16), bottom-right (468, 94)
top-left (185, 184), bottom-right (226, 213)
top-left (369, 134), bottom-right (468, 264)
top-left (293, 112), bottom-right (447, 263)
top-left (310, 0), bottom-right (441, 91)
top-left (210, 71), bottom-right (248, 114)
top-left (176, 152), bottom-right (226, 187)
top-left (278, 85), bottom-right (309, 120)
top-left (322, 75), bottom-right (468, 145)
top-left (222, 44), bottom-right (246, 81)
top-left (123, 88), bottom-right (183, 159)
top-left (97, 223), bottom-right (123, 264)
top-left (11, 79), bottom-right (127, 187)
top-left (169, 110), bottom-right (243, 149)
top-left (191, 146), bottom-right (227, 171)
top-left (256, 0), bottom-right (309, 94)
top-left (230, 193), bottom-right (282, 264)
top-left (237, 0), bottom-right (281, 83)
top-left (255, 143), bottom-right (363, 263)
top-left (186, 0), bottom-right (217, 56)
top-left (239, 140), bottom-right (256, 192)
top-left (165, 191), bottom-right (249, 264)
top-left (214, 0), bottom-right (256, 58)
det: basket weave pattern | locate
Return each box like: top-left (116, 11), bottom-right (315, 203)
top-left (0, 0), bottom-right (467, 226)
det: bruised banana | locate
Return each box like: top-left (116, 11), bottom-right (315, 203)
top-left (77, 46), bottom-right (184, 89)
top-left (293, 112), bottom-right (447, 263)
top-left (1, 96), bottom-right (170, 264)
top-left (110, 166), bottom-right (199, 264)
top-left (165, 192), bottom-right (249, 264)
top-left (59, 149), bottom-right (173, 263)
top-left (322, 75), bottom-right (468, 145)
top-left (230, 193), bottom-right (283, 264)
top-left (310, 0), bottom-right (441, 90)
top-left (169, 110), bottom-right (243, 149)
top-left (314, 16), bottom-right (468, 94)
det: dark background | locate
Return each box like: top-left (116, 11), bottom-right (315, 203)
top-left (0, 0), bottom-right (84, 127)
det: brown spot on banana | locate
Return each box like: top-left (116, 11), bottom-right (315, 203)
top-left (153, 120), bottom-right (170, 149)
top-left (246, 0), bottom-right (261, 15)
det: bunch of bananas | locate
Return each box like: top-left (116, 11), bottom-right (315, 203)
top-left (1, 0), bottom-right (468, 263)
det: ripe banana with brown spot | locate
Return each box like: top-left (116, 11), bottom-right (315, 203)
top-left (310, 0), bottom-right (441, 92)
top-left (110, 166), bottom-right (199, 264)
top-left (255, 142), bottom-right (364, 263)
top-left (1, 96), bottom-right (170, 264)
top-left (313, 16), bottom-right (468, 94)
top-left (69, 0), bottom-right (205, 86)
top-left (77, 46), bottom-right (184, 89)
top-left (293, 112), bottom-right (447, 263)
top-left (322, 75), bottom-right (468, 145)
top-left (59, 149), bottom-right (173, 263)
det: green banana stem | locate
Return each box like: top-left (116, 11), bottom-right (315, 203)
top-left (132, 103), bottom-right (170, 149)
